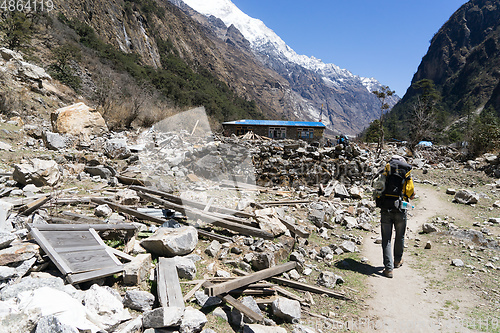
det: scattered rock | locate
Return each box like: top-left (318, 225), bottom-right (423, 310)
top-left (317, 271), bottom-right (343, 288)
top-left (339, 240), bottom-right (358, 253)
top-left (271, 297), bottom-right (301, 323)
top-left (123, 290), bottom-right (155, 312)
top-left (454, 189), bottom-right (479, 205)
top-left (180, 306), bottom-right (207, 333)
top-left (142, 306), bottom-right (184, 329)
top-left (422, 223), bottom-right (439, 234)
top-left (140, 226), bottom-right (198, 257)
top-left (13, 159), bottom-right (61, 187)
top-left (204, 240), bottom-right (221, 257)
top-left (452, 259), bottom-right (464, 267)
top-left (424, 241), bottom-right (432, 249)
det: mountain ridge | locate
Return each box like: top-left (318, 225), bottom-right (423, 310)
top-left (173, 0), bottom-right (400, 135)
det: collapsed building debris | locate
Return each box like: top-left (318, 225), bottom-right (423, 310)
top-left (0, 105), bottom-right (498, 332)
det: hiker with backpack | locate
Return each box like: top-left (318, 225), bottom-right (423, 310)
top-left (372, 155), bottom-right (415, 278)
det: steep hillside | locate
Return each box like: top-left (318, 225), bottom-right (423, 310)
top-left (173, 0), bottom-right (400, 135)
top-left (387, 0), bottom-right (500, 140)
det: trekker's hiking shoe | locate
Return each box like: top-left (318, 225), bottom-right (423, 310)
top-left (394, 259), bottom-right (404, 268)
top-left (382, 268), bottom-right (393, 278)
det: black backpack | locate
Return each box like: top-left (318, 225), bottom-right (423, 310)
top-left (375, 159), bottom-right (412, 210)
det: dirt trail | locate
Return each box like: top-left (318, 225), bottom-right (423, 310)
top-left (359, 186), bottom-right (475, 332)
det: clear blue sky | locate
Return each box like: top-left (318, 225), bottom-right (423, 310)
top-left (231, 0), bottom-right (468, 97)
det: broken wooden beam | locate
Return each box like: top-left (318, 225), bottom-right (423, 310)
top-left (137, 192), bottom-right (273, 239)
top-left (130, 185), bottom-right (254, 218)
top-left (276, 215), bottom-right (310, 239)
top-left (91, 198), bottom-right (168, 225)
top-left (205, 261), bottom-right (296, 297)
top-left (258, 199), bottom-right (311, 206)
top-left (29, 223), bottom-right (137, 232)
top-left (271, 277), bottom-right (351, 301)
top-left (157, 258), bottom-right (184, 308)
top-left (19, 195), bottom-right (52, 216)
top-left (116, 175), bottom-right (146, 186)
top-left (203, 281), bottom-right (264, 324)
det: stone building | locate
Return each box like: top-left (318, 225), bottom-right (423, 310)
top-left (222, 120), bottom-right (326, 141)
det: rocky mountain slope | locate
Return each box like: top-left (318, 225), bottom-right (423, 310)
top-left (387, 0), bottom-right (500, 138)
top-left (171, 0), bottom-right (400, 135)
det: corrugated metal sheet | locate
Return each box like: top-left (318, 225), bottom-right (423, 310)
top-left (222, 119), bottom-right (326, 127)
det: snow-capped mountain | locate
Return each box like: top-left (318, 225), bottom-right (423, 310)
top-left (172, 0), bottom-right (400, 135)
top-left (179, 0), bottom-right (369, 87)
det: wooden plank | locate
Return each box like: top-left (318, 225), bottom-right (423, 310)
top-left (61, 212), bottom-right (104, 224)
top-left (29, 227), bottom-right (73, 274)
top-left (271, 277), bottom-right (351, 301)
top-left (130, 186), bottom-right (255, 218)
top-left (116, 175), bottom-right (146, 186)
top-left (258, 200), bottom-right (311, 206)
top-left (274, 286), bottom-right (307, 304)
top-left (219, 294), bottom-right (263, 323)
top-left (106, 247), bottom-right (134, 262)
top-left (157, 258), bottom-right (184, 308)
top-left (19, 195), bottom-right (52, 216)
top-left (203, 281), bottom-right (264, 324)
top-left (67, 265), bottom-right (123, 284)
top-left (91, 198), bottom-right (168, 225)
top-left (183, 280), bottom-right (205, 302)
top-left (60, 249), bottom-right (118, 272)
top-left (89, 228), bottom-right (123, 267)
top-left (203, 198), bottom-right (214, 212)
top-left (137, 192), bottom-right (273, 239)
top-left (205, 261), bottom-right (296, 297)
top-left (276, 216), bottom-right (310, 239)
top-left (41, 230), bottom-right (99, 248)
top-left (31, 223), bottom-right (137, 231)
top-left (197, 229), bottom-right (233, 243)
top-left (54, 245), bottom-right (104, 253)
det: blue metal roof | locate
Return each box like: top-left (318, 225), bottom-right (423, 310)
top-left (222, 119), bottom-right (326, 128)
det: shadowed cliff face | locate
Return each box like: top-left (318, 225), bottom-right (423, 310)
top-left (411, 0), bottom-right (500, 113)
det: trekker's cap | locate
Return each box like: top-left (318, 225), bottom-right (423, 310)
top-left (390, 155), bottom-right (406, 163)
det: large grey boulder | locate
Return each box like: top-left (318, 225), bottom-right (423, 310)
top-left (13, 159), bottom-right (61, 187)
top-left (180, 306), bottom-right (207, 333)
top-left (84, 284), bottom-right (131, 330)
top-left (0, 277), bottom-right (65, 301)
top-left (142, 306), bottom-right (184, 329)
top-left (454, 190), bottom-right (479, 205)
top-left (16, 286), bottom-right (101, 332)
top-left (172, 256), bottom-right (197, 280)
top-left (123, 290), bottom-right (155, 312)
top-left (271, 297), bottom-right (301, 323)
top-left (141, 226), bottom-right (198, 256)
